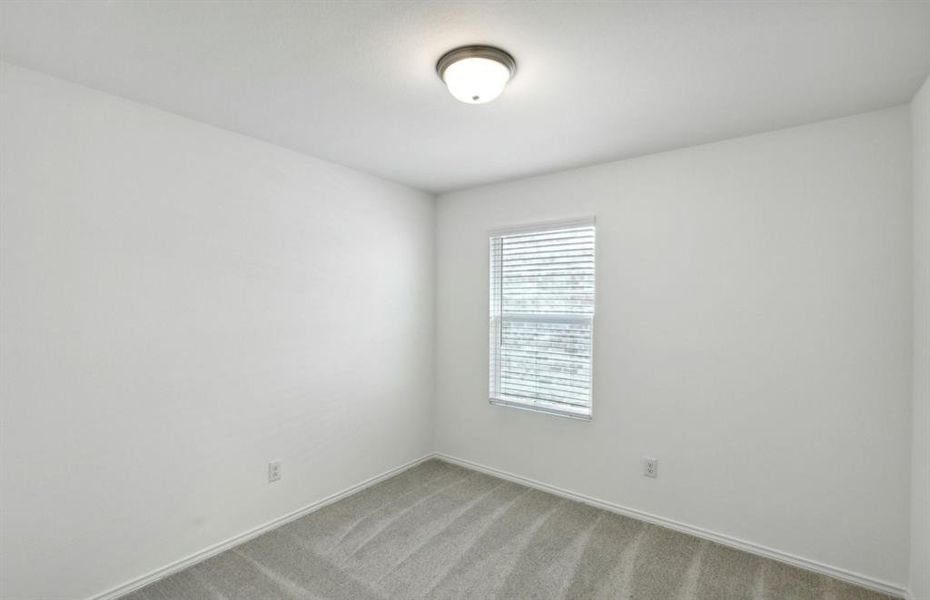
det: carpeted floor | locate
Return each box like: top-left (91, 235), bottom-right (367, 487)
top-left (123, 459), bottom-right (893, 600)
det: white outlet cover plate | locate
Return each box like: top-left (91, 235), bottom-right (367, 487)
top-left (643, 456), bottom-right (658, 478)
top-left (268, 461), bottom-right (282, 483)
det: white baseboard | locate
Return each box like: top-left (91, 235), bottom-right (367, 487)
top-left (88, 453), bottom-right (435, 600)
top-left (435, 453), bottom-right (907, 599)
top-left (89, 451), bottom-right (908, 600)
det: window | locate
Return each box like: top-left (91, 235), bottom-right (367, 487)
top-left (489, 220), bottom-right (596, 420)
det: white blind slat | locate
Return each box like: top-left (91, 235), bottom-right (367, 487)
top-left (489, 222), bottom-right (595, 419)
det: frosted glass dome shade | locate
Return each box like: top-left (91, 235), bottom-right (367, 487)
top-left (437, 46), bottom-right (516, 105)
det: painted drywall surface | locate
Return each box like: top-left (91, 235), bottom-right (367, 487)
top-left (0, 63), bottom-right (435, 600)
top-left (435, 108), bottom-right (912, 586)
top-left (911, 74), bottom-right (930, 600)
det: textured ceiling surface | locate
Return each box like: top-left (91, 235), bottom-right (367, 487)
top-left (2, 1), bottom-right (929, 192)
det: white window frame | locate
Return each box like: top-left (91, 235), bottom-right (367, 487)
top-left (488, 218), bottom-right (596, 421)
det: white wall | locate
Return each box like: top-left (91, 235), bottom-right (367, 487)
top-left (0, 63), bottom-right (435, 600)
top-left (911, 74), bottom-right (930, 600)
top-left (2, 57), bottom-right (920, 599)
top-left (435, 107), bottom-right (913, 587)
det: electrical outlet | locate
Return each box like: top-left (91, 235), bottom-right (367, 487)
top-left (268, 460), bottom-right (282, 483)
top-left (643, 456), bottom-right (658, 478)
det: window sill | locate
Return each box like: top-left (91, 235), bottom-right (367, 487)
top-left (489, 397), bottom-right (592, 421)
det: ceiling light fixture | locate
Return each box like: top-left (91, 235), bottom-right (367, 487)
top-left (436, 45), bottom-right (516, 105)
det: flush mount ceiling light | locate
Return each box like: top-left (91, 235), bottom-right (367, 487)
top-left (436, 45), bottom-right (516, 105)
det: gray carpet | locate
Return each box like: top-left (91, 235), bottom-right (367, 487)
top-left (122, 459), bottom-right (893, 600)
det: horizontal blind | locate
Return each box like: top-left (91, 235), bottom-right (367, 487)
top-left (489, 222), bottom-right (595, 418)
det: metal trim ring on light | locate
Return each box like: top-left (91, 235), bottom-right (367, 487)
top-left (436, 45), bottom-right (517, 82)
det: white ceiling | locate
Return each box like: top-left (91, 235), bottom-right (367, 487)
top-left (1, 1), bottom-right (929, 193)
